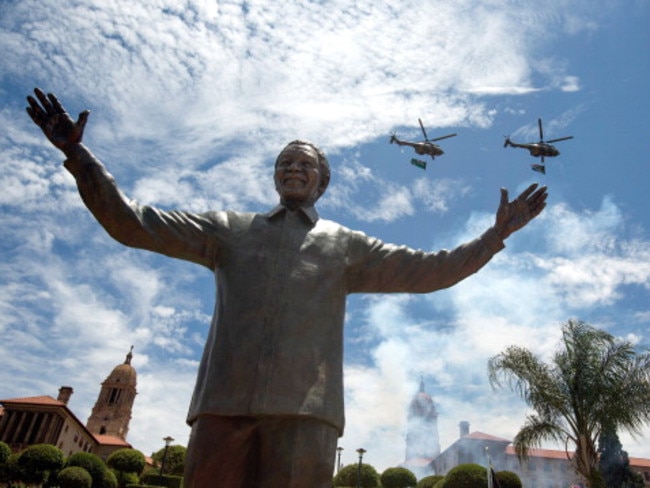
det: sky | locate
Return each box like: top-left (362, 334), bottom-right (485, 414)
top-left (1, 0), bottom-right (649, 475)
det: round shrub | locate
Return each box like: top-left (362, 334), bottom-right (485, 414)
top-left (0, 441), bottom-right (11, 465)
top-left (67, 451), bottom-right (110, 487)
top-left (99, 468), bottom-right (118, 488)
top-left (151, 444), bottom-right (186, 476)
top-left (416, 475), bottom-right (445, 488)
top-left (495, 470), bottom-right (522, 488)
top-left (106, 448), bottom-right (146, 474)
top-left (57, 466), bottom-right (93, 488)
top-left (333, 462), bottom-right (380, 487)
top-left (0, 442), bottom-right (12, 483)
top-left (438, 463), bottom-right (487, 488)
top-left (381, 466), bottom-right (417, 488)
top-left (17, 443), bottom-right (65, 485)
top-left (111, 468), bottom-right (139, 488)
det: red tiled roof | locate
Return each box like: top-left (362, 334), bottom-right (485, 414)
top-left (1, 395), bottom-right (65, 406)
top-left (629, 457), bottom-right (650, 468)
top-left (465, 431), bottom-right (511, 443)
top-left (504, 446), bottom-right (650, 467)
top-left (505, 445), bottom-right (573, 460)
top-left (93, 434), bottom-right (131, 447)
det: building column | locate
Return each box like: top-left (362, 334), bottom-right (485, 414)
top-left (9, 411), bottom-right (28, 444)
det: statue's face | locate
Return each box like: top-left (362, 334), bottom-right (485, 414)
top-left (274, 144), bottom-right (326, 207)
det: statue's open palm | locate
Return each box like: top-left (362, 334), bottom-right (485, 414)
top-left (26, 88), bottom-right (89, 152)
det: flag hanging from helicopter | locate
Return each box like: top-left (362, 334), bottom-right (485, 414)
top-left (410, 158), bottom-right (427, 170)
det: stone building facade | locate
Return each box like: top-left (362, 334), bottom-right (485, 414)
top-left (0, 349), bottom-right (136, 459)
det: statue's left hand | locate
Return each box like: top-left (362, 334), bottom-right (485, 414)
top-left (26, 88), bottom-right (89, 153)
top-left (494, 183), bottom-right (548, 240)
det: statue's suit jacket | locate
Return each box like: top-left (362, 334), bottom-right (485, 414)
top-left (64, 146), bottom-right (504, 435)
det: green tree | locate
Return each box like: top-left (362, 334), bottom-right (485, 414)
top-left (494, 470), bottom-right (522, 488)
top-left (416, 475), bottom-right (444, 488)
top-left (436, 463), bottom-right (487, 487)
top-left (109, 469), bottom-right (138, 488)
top-left (333, 462), bottom-right (380, 487)
top-left (106, 448), bottom-right (146, 475)
top-left (598, 424), bottom-right (644, 488)
top-left (99, 468), bottom-right (118, 488)
top-left (151, 444), bottom-right (186, 476)
top-left (66, 451), bottom-right (111, 488)
top-left (57, 466), bottom-right (93, 488)
top-left (0, 441), bottom-right (11, 483)
top-left (16, 443), bottom-right (65, 486)
top-left (5, 452), bottom-right (22, 488)
top-left (380, 466), bottom-right (417, 488)
top-left (488, 319), bottom-right (650, 487)
top-left (106, 449), bottom-right (146, 488)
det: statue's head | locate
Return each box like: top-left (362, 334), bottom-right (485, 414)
top-left (274, 140), bottom-right (330, 208)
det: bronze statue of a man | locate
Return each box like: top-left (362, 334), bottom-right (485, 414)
top-left (27, 88), bottom-right (547, 488)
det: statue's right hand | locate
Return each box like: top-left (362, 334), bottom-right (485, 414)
top-left (26, 88), bottom-right (89, 152)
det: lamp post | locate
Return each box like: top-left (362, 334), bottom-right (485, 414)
top-left (356, 448), bottom-right (366, 488)
top-left (336, 446), bottom-right (344, 473)
top-left (159, 435), bottom-right (174, 476)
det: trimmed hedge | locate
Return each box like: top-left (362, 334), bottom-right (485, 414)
top-left (380, 467), bottom-right (417, 488)
top-left (141, 473), bottom-right (183, 488)
top-left (17, 443), bottom-right (65, 485)
top-left (106, 448), bottom-right (146, 474)
top-left (66, 451), bottom-right (111, 488)
top-left (495, 470), bottom-right (522, 488)
top-left (333, 463), bottom-right (380, 487)
top-left (437, 463), bottom-right (487, 488)
top-left (57, 466), bottom-right (93, 488)
top-left (416, 475), bottom-right (444, 488)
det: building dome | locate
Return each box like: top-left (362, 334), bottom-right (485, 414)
top-left (106, 348), bottom-right (137, 386)
top-left (404, 376), bottom-right (441, 476)
top-left (408, 378), bottom-right (437, 419)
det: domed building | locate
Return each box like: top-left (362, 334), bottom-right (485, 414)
top-left (0, 348), bottom-right (136, 459)
top-left (401, 377), bottom-right (440, 478)
top-left (86, 346), bottom-right (137, 441)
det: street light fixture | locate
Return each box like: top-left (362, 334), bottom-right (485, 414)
top-left (336, 446), bottom-right (344, 473)
top-left (159, 435), bottom-right (175, 476)
top-left (356, 448), bottom-right (366, 488)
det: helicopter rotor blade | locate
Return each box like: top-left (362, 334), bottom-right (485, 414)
top-left (431, 133), bottom-right (457, 142)
top-left (547, 136), bottom-right (574, 143)
top-left (538, 118), bottom-right (544, 142)
top-left (418, 118), bottom-right (429, 141)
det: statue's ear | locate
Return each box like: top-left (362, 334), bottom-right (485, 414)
top-left (318, 173), bottom-right (330, 197)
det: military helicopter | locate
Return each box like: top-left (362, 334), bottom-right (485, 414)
top-left (390, 118), bottom-right (457, 169)
top-left (504, 118), bottom-right (573, 174)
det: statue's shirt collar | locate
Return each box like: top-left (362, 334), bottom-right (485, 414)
top-left (266, 204), bottom-right (320, 225)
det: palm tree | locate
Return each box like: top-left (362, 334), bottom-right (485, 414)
top-left (488, 319), bottom-right (650, 487)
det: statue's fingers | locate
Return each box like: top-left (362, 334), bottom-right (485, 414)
top-left (500, 187), bottom-right (509, 207)
top-left (76, 110), bottom-right (90, 129)
top-left (34, 88), bottom-right (55, 114)
top-left (530, 186), bottom-right (548, 205)
top-left (26, 96), bottom-right (46, 124)
top-left (26, 106), bottom-right (40, 125)
top-left (518, 183), bottom-right (539, 201)
top-left (48, 92), bottom-right (67, 114)
top-left (530, 201), bottom-right (546, 218)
